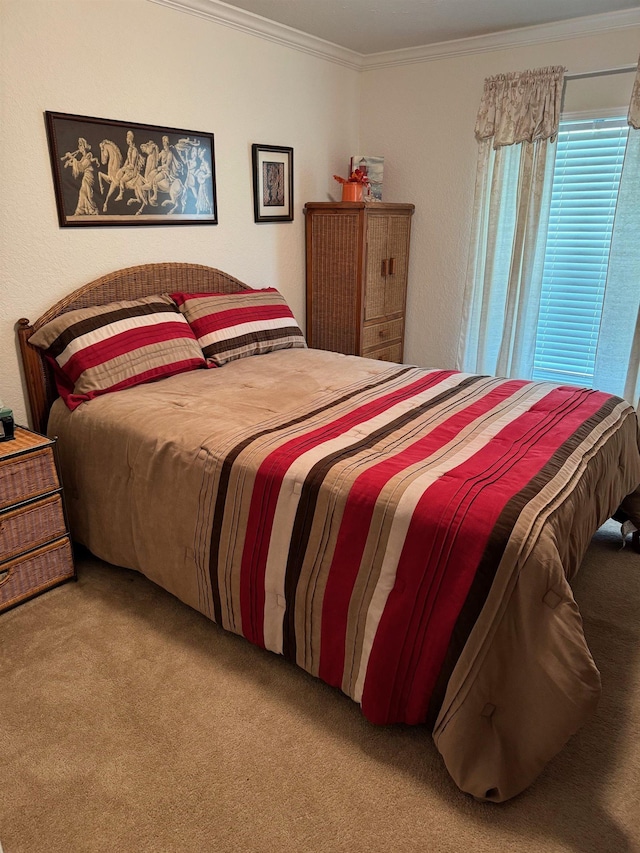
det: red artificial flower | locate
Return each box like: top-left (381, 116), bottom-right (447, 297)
top-left (333, 168), bottom-right (370, 185)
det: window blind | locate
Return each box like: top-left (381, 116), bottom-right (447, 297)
top-left (532, 117), bottom-right (629, 386)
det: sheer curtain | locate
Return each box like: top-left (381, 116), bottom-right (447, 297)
top-left (457, 66), bottom-right (565, 377)
top-left (592, 59), bottom-right (640, 411)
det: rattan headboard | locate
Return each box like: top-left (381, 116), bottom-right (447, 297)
top-left (17, 262), bottom-right (252, 434)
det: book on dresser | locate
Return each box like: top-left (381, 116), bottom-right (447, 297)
top-left (304, 201), bottom-right (414, 362)
top-left (0, 427), bottom-right (75, 613)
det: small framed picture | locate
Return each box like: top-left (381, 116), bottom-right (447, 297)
top-left (45, 111), bottom-right (218, 227)
top-left (251, 144), bottom-right (293, 222)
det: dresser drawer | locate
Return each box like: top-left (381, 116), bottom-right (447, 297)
top-left (0, 537), bottom-right (74, 612)
top-left (0, 447), bottom-right (59, 511)
top-left (0, 494), bottom-right (67, 563)
top-left (362, 318), bottom-right (404, 352)
top-left (366, 342), bottom-right (403, 364)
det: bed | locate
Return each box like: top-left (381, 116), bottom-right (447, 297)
top-left (17, 262), bottom-right (640, 802)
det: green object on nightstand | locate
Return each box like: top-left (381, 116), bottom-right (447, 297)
top-left (0, 403), bottom-right (15, 441)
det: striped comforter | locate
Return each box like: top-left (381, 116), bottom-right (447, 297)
top-left (49, 348), bottom-right (640, 800)
top-left (207, 364), bottom-right (631, 727)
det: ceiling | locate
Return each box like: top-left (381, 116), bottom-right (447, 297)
top-left (214, 0), bottom-right (640, 54)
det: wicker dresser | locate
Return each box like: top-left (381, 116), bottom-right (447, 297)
top-left (0, 428), bottom-right (75, 612)
top-left (304, 201), bottom-right (414, 361)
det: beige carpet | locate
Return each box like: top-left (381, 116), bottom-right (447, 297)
top-left (1, 521), bottom-right (639, 853)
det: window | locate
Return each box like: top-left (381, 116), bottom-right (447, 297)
top-left (532, 117), bottom-right (629, 386)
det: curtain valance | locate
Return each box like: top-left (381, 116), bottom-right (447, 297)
top-left (475, 66), bottom-right (565, 148)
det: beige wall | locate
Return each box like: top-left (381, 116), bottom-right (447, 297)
top-left (360, 27), bottom-right (640, 372)
top-left (1, 0), bottom-right (638, 425)
top-left (0, 0), bottom-right (360, 424)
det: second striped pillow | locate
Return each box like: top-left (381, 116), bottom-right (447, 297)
top-left (170, 288), bottom-right (307, 367)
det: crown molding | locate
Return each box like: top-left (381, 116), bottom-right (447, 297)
top-left (147, 0), bottom-right (640, 73)
top-left (146, 0), bottom-right (362, 69)
top-left (361, 9), bottom-right (640, 70)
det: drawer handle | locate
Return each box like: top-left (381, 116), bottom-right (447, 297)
top-left (0, 568), bottom-right (10, 587)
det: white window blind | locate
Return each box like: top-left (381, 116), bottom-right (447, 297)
top-left (532, 117), bottom-right (629, 386)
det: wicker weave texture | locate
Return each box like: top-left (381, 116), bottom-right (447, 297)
top-left (385, 216), bottom-right (411, 315)
top-left (34, 263), bottom-right (252, 331)
top-left (386, 216), bottom-right (411, 313)
top-left (364, 215), bottom-right (411, 322)
top-left (362, 318), bottom-right (404, 351)
top-left (0, 447), bottom-right (59, 511)
top-left (0, 494), bottom-right (66, 563)
top-left (366, 343), bottom-right (403, 363)
top-left (364, 216), bottom-right (389, 320)
top-left (310, 214), bottom-right (360, 354)
top-left (0, 537), bottom-right (74, 611)
top-left (0, 429), bottom-right (51, 458)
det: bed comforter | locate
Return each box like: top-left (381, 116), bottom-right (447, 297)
top-left (49, 348), bottom-right (640, 801)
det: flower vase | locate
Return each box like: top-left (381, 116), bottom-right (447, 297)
top-left (341, 182), bottom-right (364, 202)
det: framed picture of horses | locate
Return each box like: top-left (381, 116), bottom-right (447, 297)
top-left (44, 111), bottom-right (218, 226)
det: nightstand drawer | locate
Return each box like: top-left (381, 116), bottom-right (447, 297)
top-left (0, 447), bottom-right (59, 511)
top-left (0, 494), bottom-right (67, 563)
top-left (0, 537), bottom-right (74, 612)
top-left (362, 318), bottom-right (404, 351)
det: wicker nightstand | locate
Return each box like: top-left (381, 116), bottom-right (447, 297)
top-left (0, 427), bottom-right (75, 613)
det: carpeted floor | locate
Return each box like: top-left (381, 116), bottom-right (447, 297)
top-left (1, 521), bottom-right (638, 853)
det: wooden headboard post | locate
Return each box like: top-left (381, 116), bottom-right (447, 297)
top-left (15, 262), bottom-right (253, 434)
top-left (17, 318), bottom-right (53, 434)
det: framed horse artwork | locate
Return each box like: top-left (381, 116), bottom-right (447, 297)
top-left (44, 112), bottom-right (218, 226)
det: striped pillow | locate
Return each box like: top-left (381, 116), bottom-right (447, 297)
top-left (30, 295), bottom-right (206, 410)
top-left (170, 289), bottom-right (307, 367)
